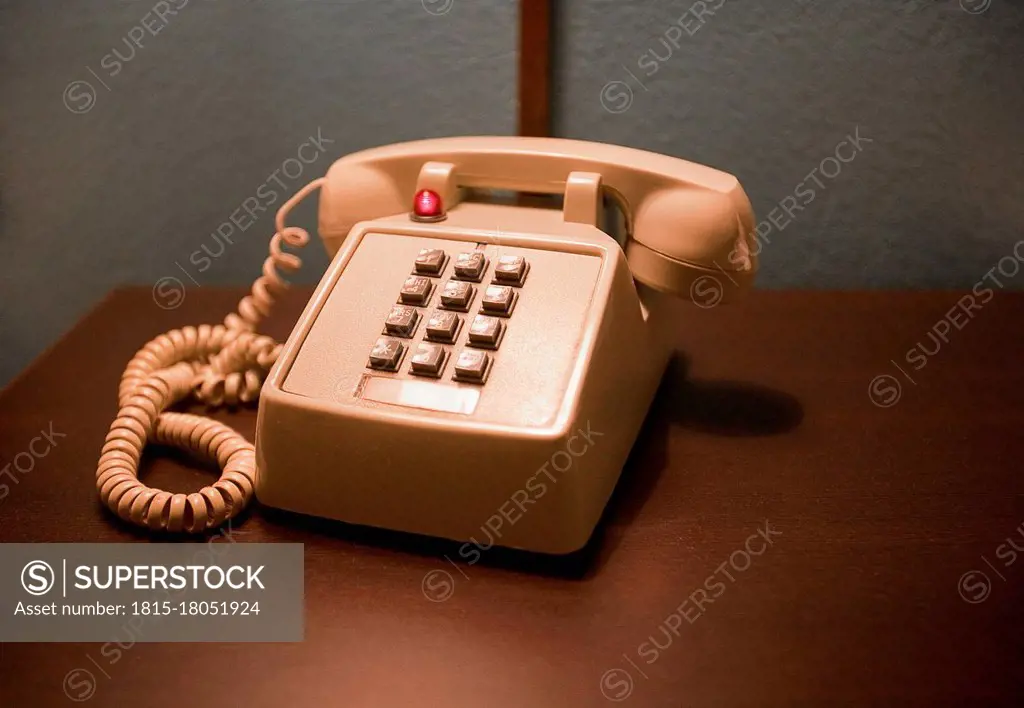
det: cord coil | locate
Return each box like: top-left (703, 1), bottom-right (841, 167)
top-left (96, 179), bottom-right (325, 532)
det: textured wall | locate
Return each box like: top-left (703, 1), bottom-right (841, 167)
top-left (554, 0), bottom-right (1024, 289)
top-left (2, 0), bottom-right (1023, 387)
top-left (0, 0), bottom-right (516, 386)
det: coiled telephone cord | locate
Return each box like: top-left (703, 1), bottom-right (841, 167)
top-left (95, 178), bottom-right (325, 533)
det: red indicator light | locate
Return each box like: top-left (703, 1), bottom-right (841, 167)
top-left (412, 189), bottom-right (445, 221)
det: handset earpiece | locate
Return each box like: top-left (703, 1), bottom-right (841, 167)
top-left (626, 182), bottom-right (756, 302)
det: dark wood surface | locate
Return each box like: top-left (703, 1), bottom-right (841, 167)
top-left (1, 287), bottom-right (1022, 707)
top-left (517, 0), bottom-right (552, 137)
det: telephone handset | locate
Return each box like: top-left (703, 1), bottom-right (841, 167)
top-left (318, 136), bottom-right (756, 299)
top-left (97, 137), bottom-right (755, 554)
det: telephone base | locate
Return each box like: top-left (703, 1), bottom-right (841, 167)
top-left (255, 218), bottom-right (671, 554)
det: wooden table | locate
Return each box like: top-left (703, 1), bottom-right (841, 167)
top-left (1, 287), bottom-right (1021, 707)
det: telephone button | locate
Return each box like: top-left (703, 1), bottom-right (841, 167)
top-left (409, 343), bottom-right (448, 377)
top-left (492, 255), bottom-right (528, 286)
top-left (399, 276), bottom-right (433, 305)
top-left (467, 314), bottom-right (504, 349)
top-left (439, 280), bottom-right (474, 311)
top-left (383, 305), bottom-right (419, 338)
top-left (367, 337), bottom-right (405, 371)
top-left (453, 350), bottom-right (490, 383)
top-left (481, 285), bottom-right (516, 315)
top-left (413, 248), bottom-right (447, 276)
top-left (425, 310), bottom-right (461, 343)
top-left (453, 252), bottom-right (487, 282)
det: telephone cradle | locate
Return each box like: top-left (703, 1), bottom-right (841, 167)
top-left (96, 137), bottom-right (756, 554)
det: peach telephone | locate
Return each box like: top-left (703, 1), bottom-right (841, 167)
top-left (97, 137), bottom-right (755, 554)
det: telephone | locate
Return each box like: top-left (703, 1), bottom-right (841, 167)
top-left (97, 137), bottom-right (755, 554)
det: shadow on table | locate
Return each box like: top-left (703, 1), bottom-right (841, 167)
top-left (583, 354), bottom-right (804, 571)
top-left (257, 354), bottom-right (803, 579)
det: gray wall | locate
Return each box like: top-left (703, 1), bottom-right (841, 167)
top-left (2, 0), bottom-right (1022, 386)
top-left (554, 0), bottom-right (1024, 288)
top-left (0, 0), bottom-right (516, 385)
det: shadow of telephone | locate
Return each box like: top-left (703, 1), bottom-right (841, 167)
top-left (97, 137), bottom-right (756, 554)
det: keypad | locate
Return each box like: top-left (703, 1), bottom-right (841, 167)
top-left (493, 254), bottom-right (528, 286)
top-left (440, 280), bottom-right (474, 311)
top-left (399, 276), bottom-right (433, 305)
top-left (367, 247), bottom-right (530, 386)
top-left (425, 310), bottom-right (461, 343)
top-left (453, 350), bottom-right (490, 383)
top-left (368, 337), bottom-right (405, 371)
top-left (453, 252), bottom-right (487, 282)
top-left (467, 314), bottom-right (504, 349)
top-left (413, 248), bottom-right (446, 275)
top-left (383, 305), bottom-right (419, 338)
top-left (410, 343), bottom-right (447, 377)
top-left (481, 285), bottom-right (516, 316)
